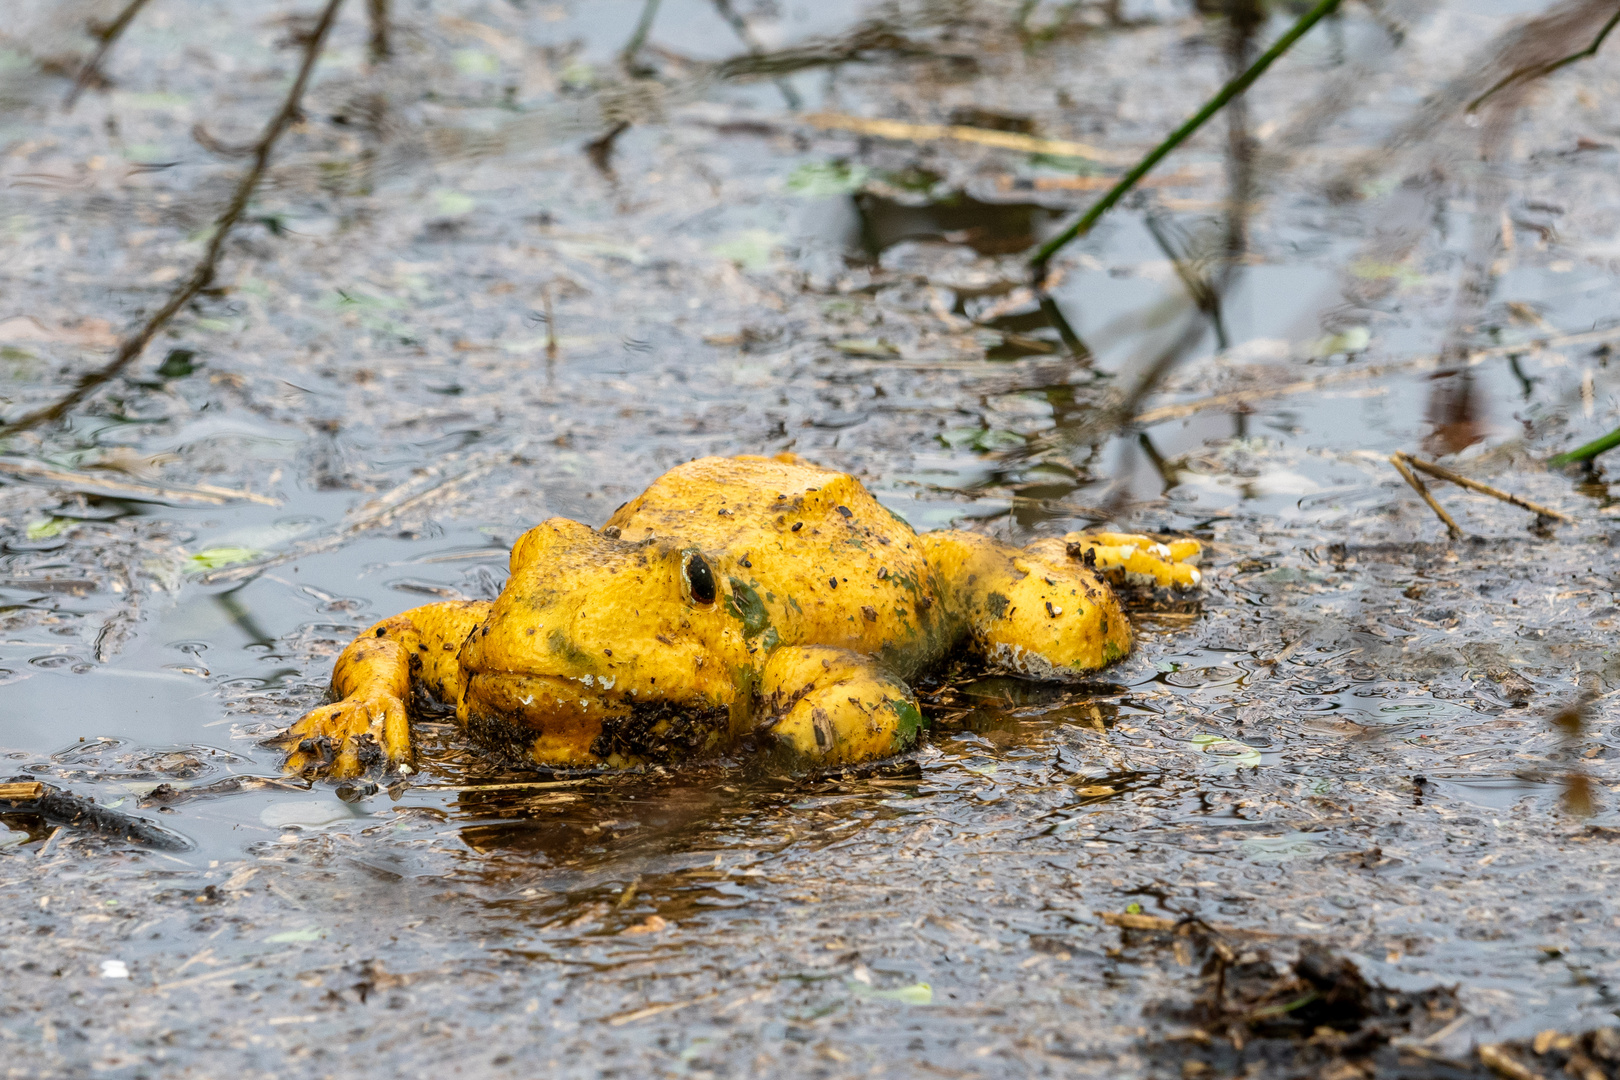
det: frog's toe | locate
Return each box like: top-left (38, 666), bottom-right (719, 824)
top-left (283, 693), bottom-right (410, 780)
top-left (1062, 531), bottom-right (1203, 590)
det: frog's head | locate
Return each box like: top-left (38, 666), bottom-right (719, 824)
top-left (457, 519), bottom-right (752, 765)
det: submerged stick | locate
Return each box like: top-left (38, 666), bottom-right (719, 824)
top-left (1469, 6), bottom-right (1620, 112)
top-left (1389, 454), bottom-right (1463, 539)
top-left (712, 0), bottom-right (800, 109)
top-left (64, 0), bottom-right (153, 110)
top-left (0, 0), bottom-right (346, 441)
top-left (1, 777), bottom-right (191, 851)
top-left (1396, 452), bottom-right (1573, 523)
top-left (996, 168), bottom-right (1208, 192)
top-left (1029, 0), bottom-right (1342, 275)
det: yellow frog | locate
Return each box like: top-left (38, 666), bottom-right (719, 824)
top-left (284, 454), bottom-right (1200, 777)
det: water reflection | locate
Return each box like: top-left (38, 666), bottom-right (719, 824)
top-left (1422, 367), bottom-right (1487, 456)
top-left (853, 188), bottom-right (1065, 258)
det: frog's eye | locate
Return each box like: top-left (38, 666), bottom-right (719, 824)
top-left (682, 552), bottom-right (717, 606)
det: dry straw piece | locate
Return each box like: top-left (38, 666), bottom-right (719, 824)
top-left (1397, 452), bottom-right (1573, 523)
top-left (1388, 454), bottom-right (1463, 539)
top-left (802, 112), bottom-right (1138, 166)
top-left (1135, 326), bottom-right (1620, 426)
top-left (1389, 450), bottom-right (1574, 536)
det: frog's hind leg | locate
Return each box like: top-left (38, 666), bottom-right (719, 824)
top-left (756, 646), bottom-right (925, 767)
top-left (921, 531), bottom-right (1135, 679)
top-left (1060, 531), bottom-right (1202, 590)
top-left (284, 600), bottom-right (490, 779)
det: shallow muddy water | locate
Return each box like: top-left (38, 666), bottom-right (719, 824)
top-left (4, 0), bottom-right (1620, 1076)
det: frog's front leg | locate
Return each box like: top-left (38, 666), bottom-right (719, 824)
top-left (756, 646), bottom-right (926, 767)
top-left (284, 600), bottom-right (490, 779)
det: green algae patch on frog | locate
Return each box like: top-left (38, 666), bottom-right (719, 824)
top-left (725, 577), bottom-right (771, 640)
top-left (546, 627), bottom-right (598, 672)
top-left (287, 454), bottom-right (1200, 776)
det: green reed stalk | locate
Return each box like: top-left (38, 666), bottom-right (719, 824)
top-left (1030, 0), bottom-right (1342, 275)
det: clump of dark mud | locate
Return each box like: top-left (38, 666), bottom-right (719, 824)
top-left (1125, 915), bottom-right (1620, 1079)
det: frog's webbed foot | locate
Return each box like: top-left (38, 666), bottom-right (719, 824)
top-left (756, 646), bottom-right (925, 767)
top-left (282, 691), bottom-right (410, 780)
top-left (1058, 531), bottom-right (1203, 591)
top-left (282, 633), bottom-right (416, 780)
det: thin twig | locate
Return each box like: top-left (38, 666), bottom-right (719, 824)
top-left (197, 452), bottom-right (504, 584)
top-left (996, 168), bottom-right (1209, 192)
top-left (621, 0), bottom-right (663, 75)
top-left (1136, 362), bottom-right (1421, 425)
top-left (803, 112), bottom-right (1135, 165)
top-left (542, 285), bottom-right (558, 361)
top-left (64, 0), bottom-right (153, 110)
top-left (0, 456), bottom-right (280, 507)
top-left (366, 0), bottom-right (391, 63)
top-left (1469, 6), bottom-right (1620, 112)
top-left (1396, 451), bottom-right (1574, 524)
top-left (712, 0), bottom-right (800, 109)
top-left (1029, 0), bottom-right (1342, 276)
top-left (1132, 326), bottom-right (1620, 426)
top-left (2, 0), bottom-right (346, 441)
top-left (1389, 454), bottom-right (1463, 539)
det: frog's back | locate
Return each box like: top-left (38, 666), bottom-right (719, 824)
top-left (604, 455), bottom-right (863, 539)
top-left (604, 455), bottom-right (948, 674)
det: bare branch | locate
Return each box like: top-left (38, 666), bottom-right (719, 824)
top-left (64, 0), bottom-right (153, 110)
top-left (1469, 5), bottom-right (1620, 111)
top-left (2, 0), bottom-right (347, 441)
